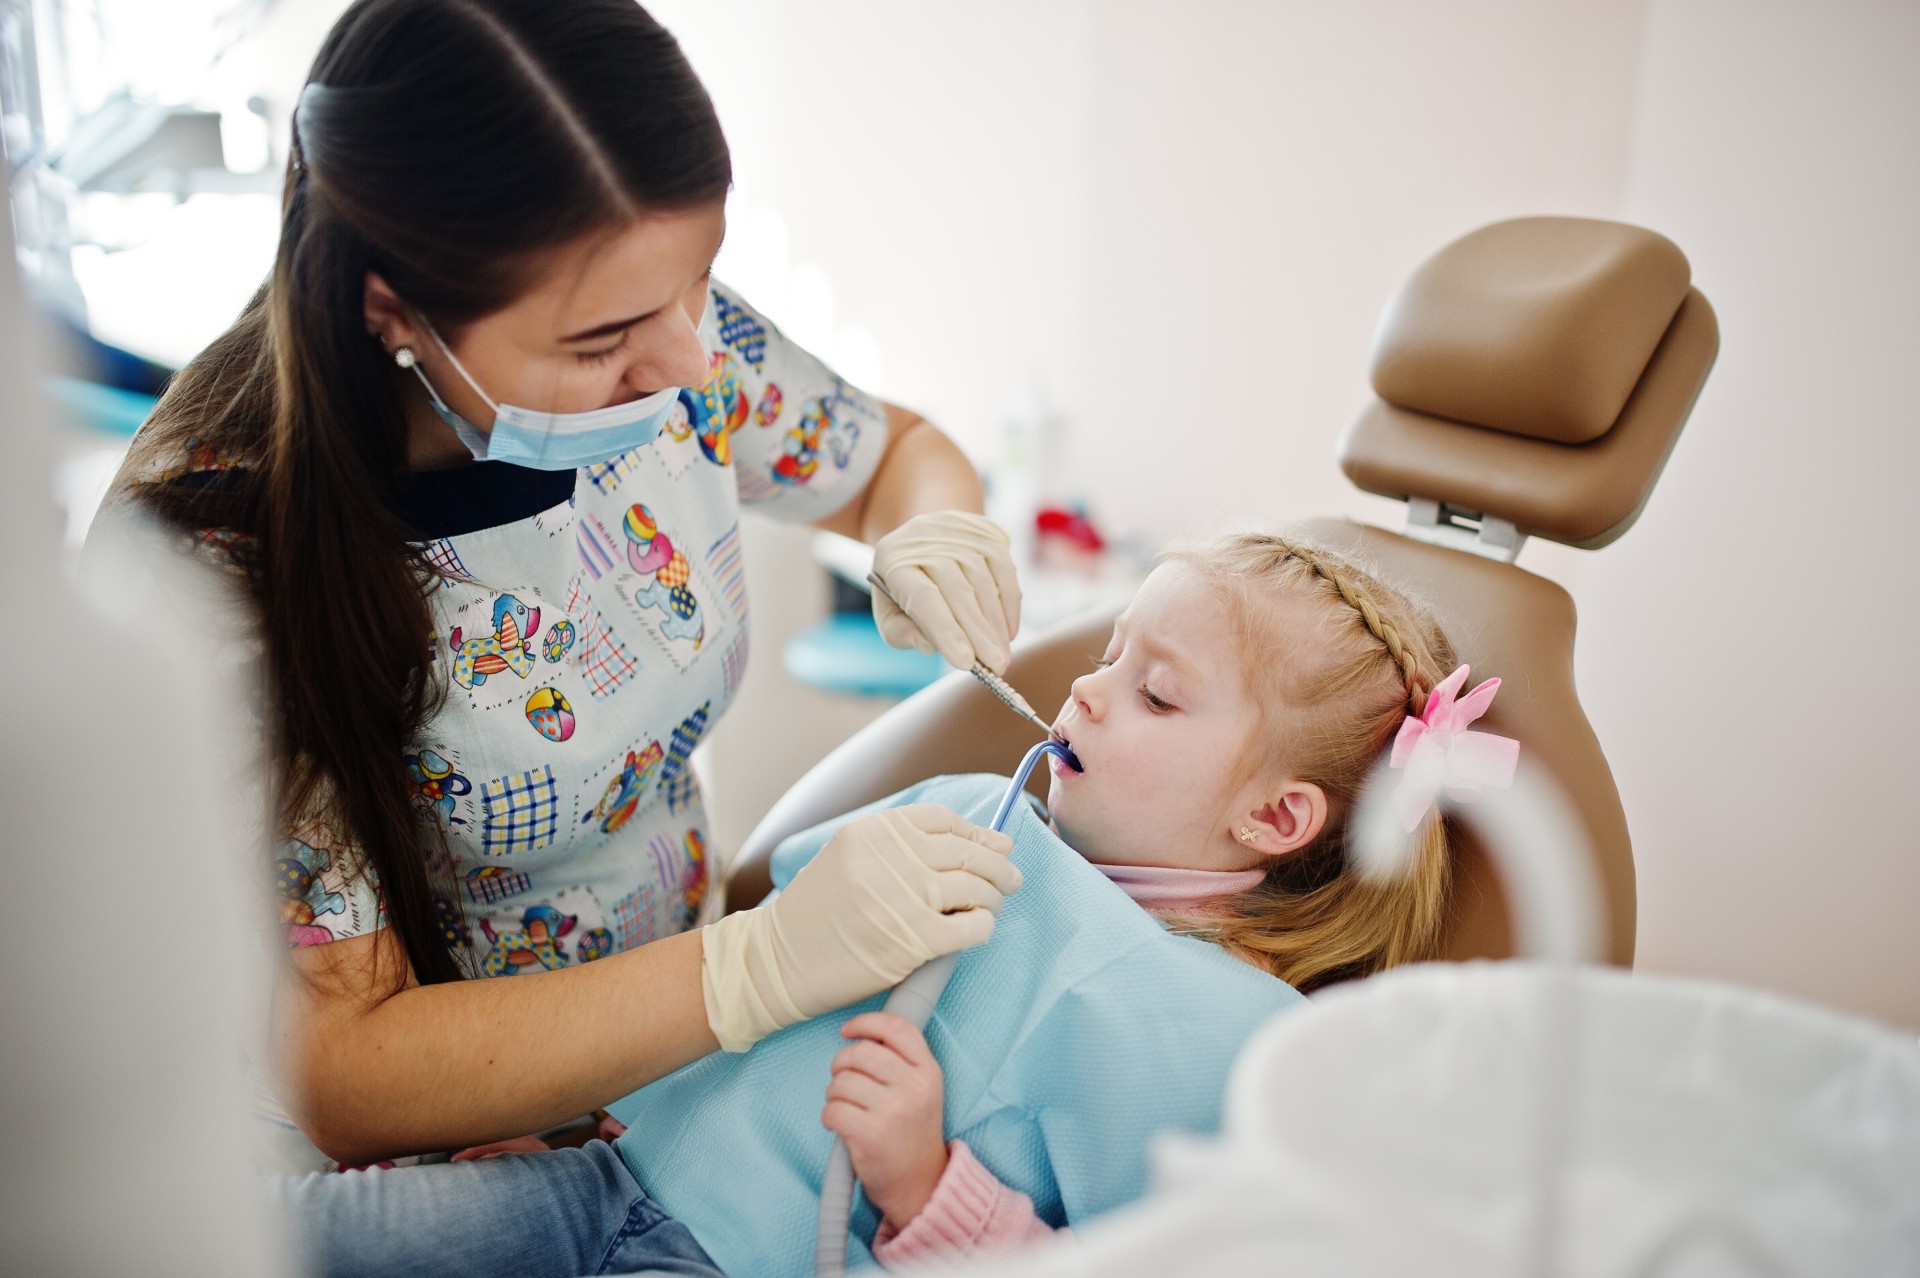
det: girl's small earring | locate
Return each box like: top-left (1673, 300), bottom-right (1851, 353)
top-left (1237, 826), bottom-right (1258, 844)
top-left (393, 347), bottom-right (417, 369)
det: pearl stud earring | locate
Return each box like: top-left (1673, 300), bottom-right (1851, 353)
top-left (393, 347), bottom-right (417, 369)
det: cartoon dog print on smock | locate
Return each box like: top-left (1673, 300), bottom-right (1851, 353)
top-left (280, 280), bottom-right (886, 985)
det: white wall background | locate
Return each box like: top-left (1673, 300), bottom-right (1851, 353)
top-left (51, 0), bottom-right (1917, 1030)
top-left (646, 0), bottom-right (1091, 458)
top-left (1596, 0), bottom-right (1920, 1030)
top-left (1071, 0), bottom-right (1649, 558)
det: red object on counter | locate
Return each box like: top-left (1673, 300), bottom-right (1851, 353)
top-left (1035, 506), bottom-right (1106, 552)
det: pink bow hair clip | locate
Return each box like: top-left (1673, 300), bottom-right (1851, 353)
top-left (1387, 664), bottom-right (1521, 833)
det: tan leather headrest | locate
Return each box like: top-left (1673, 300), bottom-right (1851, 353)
top-left (1373, 217), bottom-right (1691, 443)
top-left (1341, 217), bottom-right (1719, 549)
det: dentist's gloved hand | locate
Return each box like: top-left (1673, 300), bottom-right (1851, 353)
top-left (700, 805), bottom-right (1022, 1053)
top-left (870, 511), bottom-right (1022, 673)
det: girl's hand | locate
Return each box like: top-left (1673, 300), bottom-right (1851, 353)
top-left (821, 1012), bottom-right (949, 1230)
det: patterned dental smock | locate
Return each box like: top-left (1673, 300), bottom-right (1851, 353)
top-left (252, 281), bottom-right (887, 1169)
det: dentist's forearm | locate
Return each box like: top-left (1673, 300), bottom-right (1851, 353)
top-left (814, 403), bottom-right (984, 544)
top-left (272, 928), bottom-right (716, 1166)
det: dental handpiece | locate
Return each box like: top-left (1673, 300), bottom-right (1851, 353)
top-left (813, 739), bottom-right (1078, 1277)
top-left (865, 572), bottom-right (1059, 740)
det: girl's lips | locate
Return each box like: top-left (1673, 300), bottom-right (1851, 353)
top-left (1049, 751), bottom-right (1080, 778)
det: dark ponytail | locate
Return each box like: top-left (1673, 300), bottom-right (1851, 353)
top-left (124, 0), bottom-right (731, 988)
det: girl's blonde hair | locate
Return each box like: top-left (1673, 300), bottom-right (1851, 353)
top-left (1164, 533), bottom-right (1460, 993)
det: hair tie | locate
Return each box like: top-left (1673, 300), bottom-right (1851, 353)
top-left (291, 83), bottom-right (327, 167)
top-left (1386, 664), bottom-right (1520, 832)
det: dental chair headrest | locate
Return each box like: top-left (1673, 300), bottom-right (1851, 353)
top-left (1340, 217), bottom-right (1718, 549)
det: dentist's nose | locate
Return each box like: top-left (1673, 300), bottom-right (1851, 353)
top-left (629, 311), bottom-right (709, 393)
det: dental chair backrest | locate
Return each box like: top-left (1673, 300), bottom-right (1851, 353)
top-left (729, 216), bottom-right (1717, 969)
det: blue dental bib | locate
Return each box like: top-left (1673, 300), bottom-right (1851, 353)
top-left (607, 774), bottom-right (1305, 1275)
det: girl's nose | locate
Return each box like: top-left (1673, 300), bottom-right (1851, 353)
top-left (1068, 672), bottom-right (1103, 721)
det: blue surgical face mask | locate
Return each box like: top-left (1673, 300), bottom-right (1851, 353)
top-left (411, 324), bottom-right (682, 471)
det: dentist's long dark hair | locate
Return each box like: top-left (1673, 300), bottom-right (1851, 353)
top-left (120, 0), bottom-right (729, 988)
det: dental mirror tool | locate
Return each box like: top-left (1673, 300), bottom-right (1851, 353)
top-left (814, 738), bottom-right (1078, 1276)
top-left (866, 572), bottom-right (1061, 742)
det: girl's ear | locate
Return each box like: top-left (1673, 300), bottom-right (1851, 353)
top-left (1239, 783), bottom-right (1329, 860)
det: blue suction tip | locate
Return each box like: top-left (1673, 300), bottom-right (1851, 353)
top-left (1046, 738), bottom-right (1083, 773)
top-left (994, 739), bottom-right (1082, 830)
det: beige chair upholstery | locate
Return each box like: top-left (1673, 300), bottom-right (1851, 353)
top-left (728, 216), bottom-right (1717, 970)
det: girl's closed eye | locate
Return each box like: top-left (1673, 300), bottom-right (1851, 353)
top-left (1139, 684), bottom-right (1174, 713)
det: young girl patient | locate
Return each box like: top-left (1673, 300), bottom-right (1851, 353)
top-left (606, 532), bottom-right (1495, 1273)
top-left (282, 533), bottom-right (1502, 1278)
top-left (819, 532), bottom-right (1469, 1265)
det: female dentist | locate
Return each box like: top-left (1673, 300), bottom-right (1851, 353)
top-left (106, 0), bottom-right (1023, 1180)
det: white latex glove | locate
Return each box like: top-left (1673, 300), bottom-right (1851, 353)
top-left (870, 511), bottom-right (1022, 673)
top-left (700, 805), bottom-right (1022, 1053)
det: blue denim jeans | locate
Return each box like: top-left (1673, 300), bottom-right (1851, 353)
top-left (266, 1140), bottom-right (723, 1277)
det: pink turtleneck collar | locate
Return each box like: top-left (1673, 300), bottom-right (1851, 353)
top-left (1092, 861), bottom-right (1266, 916)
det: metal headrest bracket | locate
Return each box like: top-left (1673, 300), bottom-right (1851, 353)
top-left (1403, 497), bottom-right (1529, 564)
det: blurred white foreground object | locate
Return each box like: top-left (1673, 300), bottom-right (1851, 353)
top-left (970, 963), bottom-right (1920, 1277)
top-left (0, 192), bottom-right (283, 1273)
top-left (1355, 753), bottom-right (1604, 966)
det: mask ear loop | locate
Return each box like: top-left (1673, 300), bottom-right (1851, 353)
top-left (396, 327), bottom-right (496, 461)
top-left (420, 321), bottom-right (502, 414)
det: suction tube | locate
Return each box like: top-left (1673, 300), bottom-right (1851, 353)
top-left (813, 739), bottom-right (1078, 1276)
